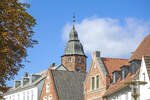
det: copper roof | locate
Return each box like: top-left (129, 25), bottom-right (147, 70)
top-left (64, 26), bottom-right (85, 56)
top-left (130, 34), bottom-right (150, 61)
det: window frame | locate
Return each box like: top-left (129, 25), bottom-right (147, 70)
top-left (91, 77), bottom-right (95, 90)
top-left (96, 75), bottom-right (100, 89)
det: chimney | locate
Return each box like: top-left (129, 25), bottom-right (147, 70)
top-left (50, 63), bottom-right (55, 67)
top-left (93, 51), bottom-right (101, 58)
top-left (24, 72), bottom-right (28, 77)
top-left (14, 80), bottom-right (21, 88)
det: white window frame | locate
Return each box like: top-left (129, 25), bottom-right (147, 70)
top-left (46, 83), bottom-right (50, 93)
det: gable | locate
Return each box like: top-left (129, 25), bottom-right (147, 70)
top-left (39, 70), bottom-right (58, 100)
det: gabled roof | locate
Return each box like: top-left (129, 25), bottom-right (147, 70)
top-left (143, 56), bottom-right (150, 80)
top-left (101, 57), bottom-right (129, 79)
top-left (130, 34), bottom-right (150, 61)
top-left (51, 70), bottom-right (87, 100)
top-left (4, 70), bottom-right (47, 95)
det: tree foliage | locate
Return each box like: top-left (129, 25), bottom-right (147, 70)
top-left (0, 0), bottom-right (37, 89)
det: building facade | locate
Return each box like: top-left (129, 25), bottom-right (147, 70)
top-left (3, 70), bottom-right (47, 100)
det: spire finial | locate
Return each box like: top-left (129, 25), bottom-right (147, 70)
top-left (73, 13), bottom-right (75, 26)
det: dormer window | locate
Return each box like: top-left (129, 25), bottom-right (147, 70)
top-left (112, 71), bottom-right (120, 84)
top-left (68, 57), bottom-right (72, 62)
top-left (120, 65), bottom-right (129, 80)
top-left (122, 70), bottom-right (125, 80)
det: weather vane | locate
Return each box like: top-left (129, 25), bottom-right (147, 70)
top-left (73, 13), bottom-right (75, 25)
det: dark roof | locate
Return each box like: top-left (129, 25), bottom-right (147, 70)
top-left (51, 70), bottom-right (87, 100)
top-left (130, 34), bottom-right (150, 61)
top-left (144, 56), bottom-right (150, 80)
top-left (64, 26), bottom-right (85, 56)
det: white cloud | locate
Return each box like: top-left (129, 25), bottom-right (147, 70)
top-left (62, 17), bottom-right (150, 58)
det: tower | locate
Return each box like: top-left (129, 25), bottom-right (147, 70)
top-left (61, 16), bottom-right (87, 72)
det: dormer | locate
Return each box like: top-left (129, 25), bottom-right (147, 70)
top-left (21, 77), bottom-right (29, 87)
top-left (112, 71), bottom-right (121, 84)
top-left (29, 74), bottom-right (41, 83)
top-left (129, 59), bottom-right (141, 75)
top-left (14, 80), bottom-right (21, 88)
top-left (120, 65), bottom-right (129, 80)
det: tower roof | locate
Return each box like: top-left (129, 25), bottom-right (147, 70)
top-left (129, 34), bottom-right (150, 61)
top-left (64, 26), bottom-right (85, 56)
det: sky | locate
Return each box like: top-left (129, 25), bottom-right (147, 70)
top-left (7, 0), bottom-right (150, 86)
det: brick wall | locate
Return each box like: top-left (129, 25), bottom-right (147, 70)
top-left (84, 53), bottom-right (107, 100)
top-left (40, 70), bottom-right (58, 100)
top-left (61, 55), bottom-right (86, 72)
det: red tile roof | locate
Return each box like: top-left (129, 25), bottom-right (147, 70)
top-left (103, 67), bottom-right (140, 97)
top-left (130, 34), bottom-right (150, 61)
top-left (101, 57), bottom-right (129, 79)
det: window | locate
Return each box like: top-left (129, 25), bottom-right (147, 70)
top-left (46, 83), bottom-right (50, 93)
top-left (27, 91), bottom-right (29, 100)
top-left (43, 96), bottom-right (47, 100)
top-left (68, 57), bottom-right (72, 62)
top-left (122, 70), bottom-right (125, 80)
top-left (96, 75), bottom-right (99, 88)
top-left (13, 95), bottom-right (15, 100)
top-left (9, 96), bottom-right (11, 100)
top-left (92, 77), bottom-right (95, 90)
top-left (77, 57), bottom-right (81, 63)
top-left (23, 92), bottom-right (25, 100)
top-left (76, 67), bottom-right (81, 72)
top-left (49, 96), bottom-right (52, 100)
top-left (94, 64), bottom-right (96, 68)
top-left (18, 93), bottom-right (20, 100)
top-left (31, 90), bottom-right (34, 100)
top-left (125, 93), bottom-right (128, 100)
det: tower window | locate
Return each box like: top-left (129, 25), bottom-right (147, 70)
top-left (68, 57), bottom-right (72, 62)
top-left (76, 67), bottom-right (81, 72)
top-left (77, 57), bottom-right (81, 63)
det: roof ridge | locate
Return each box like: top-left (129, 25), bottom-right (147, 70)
top-left (101, 57), bottom-right (128, 60)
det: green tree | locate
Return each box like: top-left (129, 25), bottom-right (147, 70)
top-left (0, 0), bottom-right (37, 90)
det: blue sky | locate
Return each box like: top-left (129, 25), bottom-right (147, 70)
top-left (7, 0), bottom-right (150, 86)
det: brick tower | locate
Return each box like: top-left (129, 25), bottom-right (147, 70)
top-left (61, 17), bottom-right (87, 72)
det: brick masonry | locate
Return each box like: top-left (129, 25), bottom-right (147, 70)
top-left (84, 53), bottom-right (107, 100)
top-left (61, 55), bottom-right (86, 72)
top-left (40, 70), bottom-right (58, 100)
